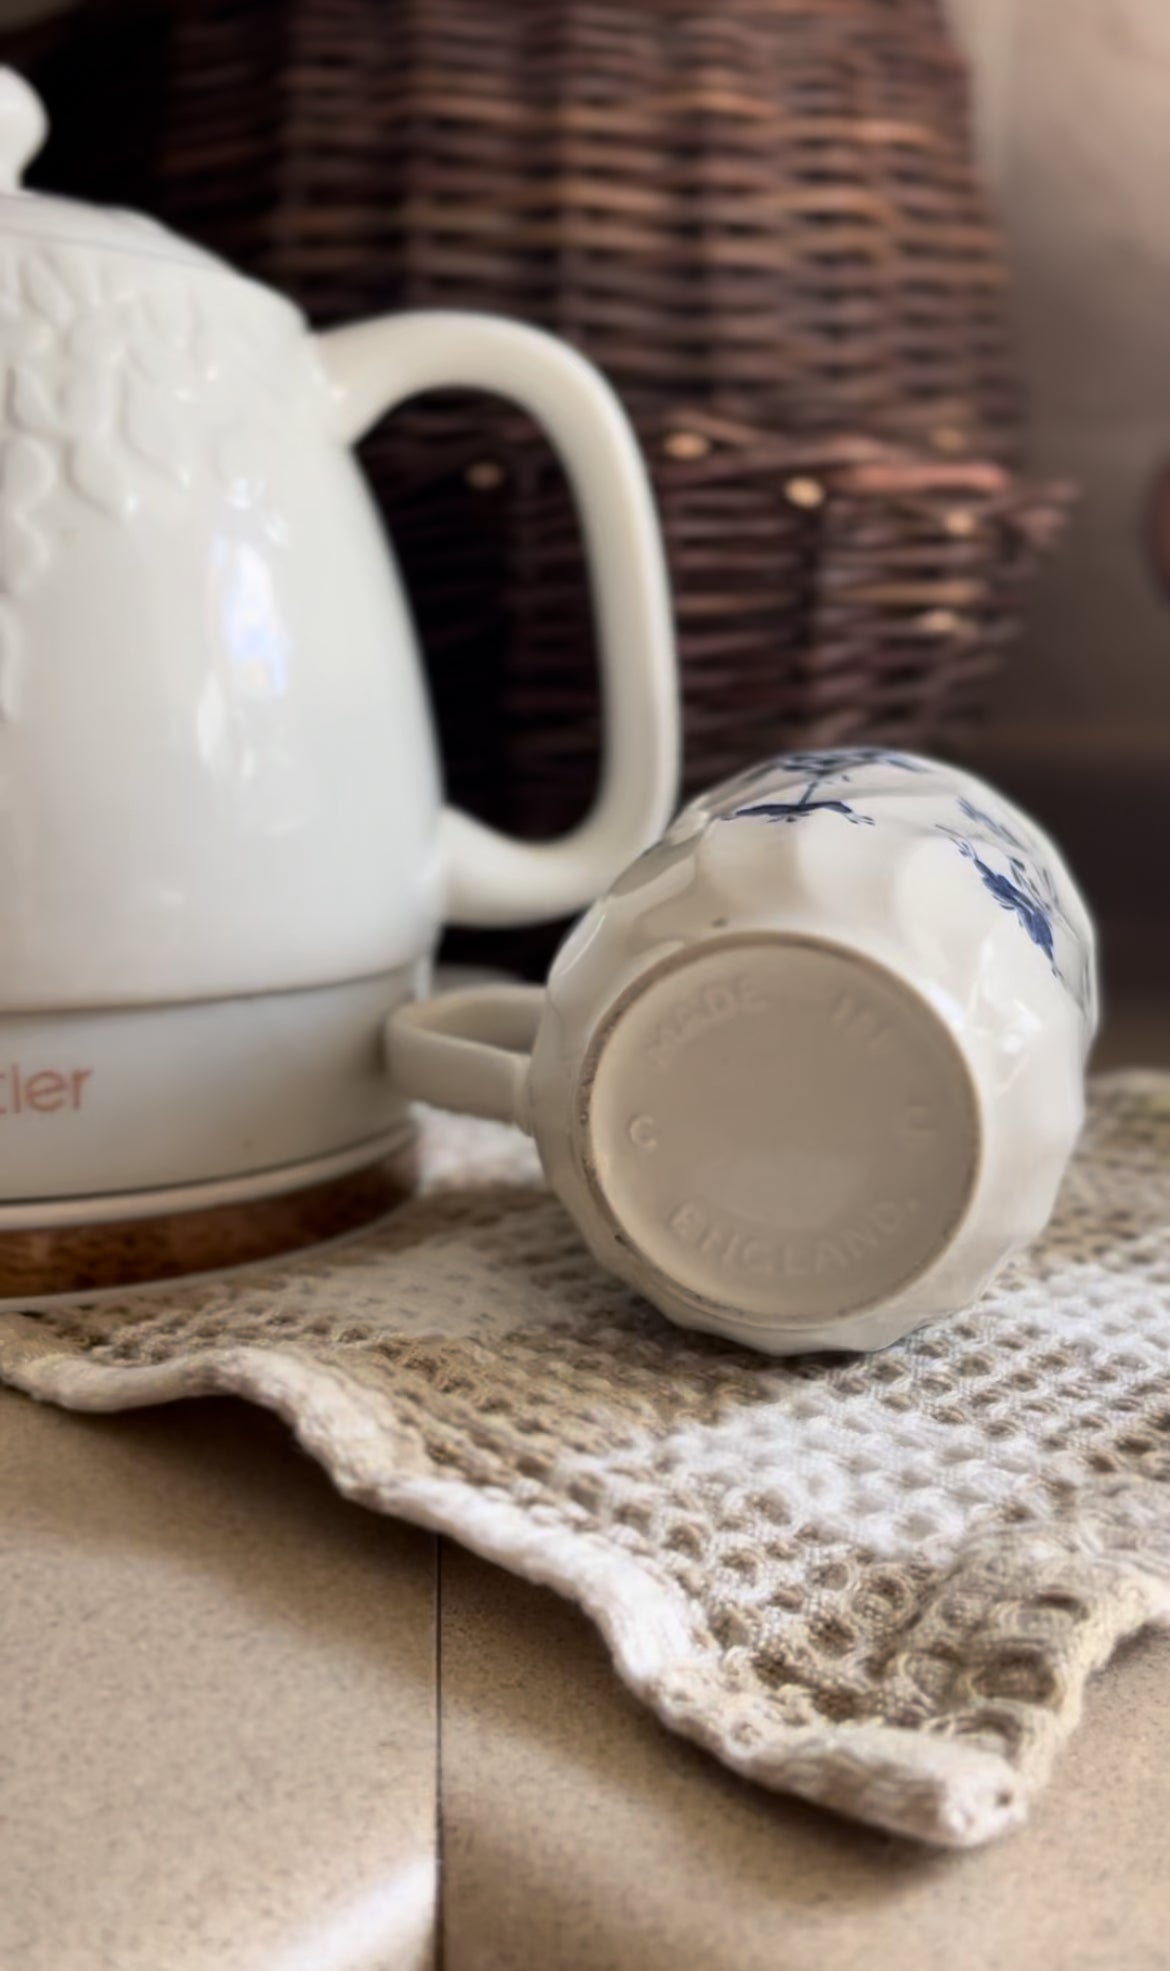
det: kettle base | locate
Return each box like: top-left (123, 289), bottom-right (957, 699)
top-left (0, 1133), bottom-right (417, 1301)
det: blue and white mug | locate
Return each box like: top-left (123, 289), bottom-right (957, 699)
top-left (388, 751), bottom-right (1098, 1354)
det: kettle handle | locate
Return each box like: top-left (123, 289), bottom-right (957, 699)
top-left (315, 311), bottom-right (678, 926)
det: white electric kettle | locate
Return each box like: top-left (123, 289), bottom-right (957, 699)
top-left (0, 71), bottom-right (677, 1230)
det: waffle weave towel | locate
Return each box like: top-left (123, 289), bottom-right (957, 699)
top-left (2, 1072), bottom-right (1169, 1848)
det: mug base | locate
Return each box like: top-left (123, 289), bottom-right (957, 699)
top-left (580, 934), bottom-right (981, 1348)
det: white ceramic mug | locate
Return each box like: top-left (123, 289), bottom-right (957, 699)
top-left (0, 72), bottom-right (678, 1225)
top-left (388, 750), bottom-right (1098, 1354)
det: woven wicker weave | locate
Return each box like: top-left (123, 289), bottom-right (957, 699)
top-left (381, 408), bottom-right (1060, 839)
top-left (18, 0), bottom-right (1066, 875)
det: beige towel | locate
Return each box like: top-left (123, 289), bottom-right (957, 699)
top-left (2, 1072), bottom-right (1169, 1849)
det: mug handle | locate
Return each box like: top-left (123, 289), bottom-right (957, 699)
top-left (384, 985), bottom-right (543, 1132)
top-left (315, 311), bottom-right (679, 926)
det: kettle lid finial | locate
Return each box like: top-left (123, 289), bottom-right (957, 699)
top-left (0, 70), bottom-right (46, 193)
top-left (0, 67), bottom-right (255, 281)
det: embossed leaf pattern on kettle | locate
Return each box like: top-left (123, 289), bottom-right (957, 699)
top-left (0, 246), bottom-right (302, 580)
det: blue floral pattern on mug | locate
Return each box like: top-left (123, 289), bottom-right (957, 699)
top-left (935, 797), bottom-right (1093, 1015)
top-left (723, 749), bottom-right (925, 828)
top-left (706, 748), bottom-right (1094, 1022)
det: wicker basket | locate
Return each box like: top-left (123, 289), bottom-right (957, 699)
top-left (16, 0), bottom-right (1067, 949)
top-left (377, 406), bottom-right (1062, 843)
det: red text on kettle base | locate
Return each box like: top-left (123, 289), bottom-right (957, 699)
top-left (0, 1067), bottom-right (92, 1115)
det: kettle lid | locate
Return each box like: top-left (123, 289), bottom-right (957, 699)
top-left (0, 69), bottom-right (225, 273)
